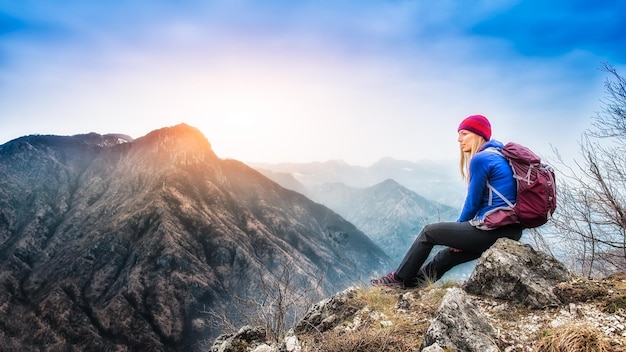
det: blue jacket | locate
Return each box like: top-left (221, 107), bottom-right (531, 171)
top-left (457, 140), bottom-right (516, 222)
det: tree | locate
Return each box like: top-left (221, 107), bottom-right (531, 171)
top-left (202, 259), bottom-right (327, 345)
top-left (549, 63), bottom-right (626, 277)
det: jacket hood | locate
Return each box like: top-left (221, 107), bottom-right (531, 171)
top-left (479, 139), bottom-right (505, 151)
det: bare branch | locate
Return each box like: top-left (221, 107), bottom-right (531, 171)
top-left (549, 63), bottom-right (626, 277)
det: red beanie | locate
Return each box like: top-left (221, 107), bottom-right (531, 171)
top-left (458, 114), bottom-right (491, 141)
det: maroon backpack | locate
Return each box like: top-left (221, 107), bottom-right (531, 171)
top-left (474, 142), bottom-right (557, 230)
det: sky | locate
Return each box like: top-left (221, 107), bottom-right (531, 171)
top-left (1, 0), bottom-right (625, 166)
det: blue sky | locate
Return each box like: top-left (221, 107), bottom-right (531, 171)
top-left (1, 0), bottom-right (625, 165)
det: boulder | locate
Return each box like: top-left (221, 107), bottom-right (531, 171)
top-left (421, 288), bottom-right (498, 351)
top-left (293, 287), bottom-right (361, 334)
top-left (464, 237), bottom-right (570, 308)
top-left (209, 325), bottom-right (268, 352)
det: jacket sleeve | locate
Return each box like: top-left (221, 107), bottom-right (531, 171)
top-left (457, 154), bottom-right (490, 222)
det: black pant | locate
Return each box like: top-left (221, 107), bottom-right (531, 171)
top-left (395, 221), bottom-right (522, 287)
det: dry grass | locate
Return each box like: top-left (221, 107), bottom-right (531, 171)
top-left (297, 286), bottom-right (449, 352)
top-left (604, 294), bottom-right (626, 314)
top-left (361, 288), bottom-right (400, 314)
top-left (603, 273), bottom-right (626, 314)
top-left (310, 323), bottom-right (421, 352)
top-left (535, 322), bottom-right (614, 352)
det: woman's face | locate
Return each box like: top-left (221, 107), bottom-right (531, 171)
top-left (458, 130), bottom-right (478, 153)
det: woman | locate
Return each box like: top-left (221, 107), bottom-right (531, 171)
top-left (371, 114), bottom-right (522, 288)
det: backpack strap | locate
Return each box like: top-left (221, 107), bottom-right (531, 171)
top-left (486, 181), bottom-right (515, 207)
top-left (482, 147), bottom-right (515, 207)
top-left (482, 146), bottom-right (503, 157)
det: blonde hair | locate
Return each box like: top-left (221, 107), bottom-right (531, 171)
top-left (459, 135), bottom-right (487, 182)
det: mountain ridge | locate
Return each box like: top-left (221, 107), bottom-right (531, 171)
top-left (250, 157), bottom-right (467, 208)
top-left (307, 178), bottom-right (459, 269)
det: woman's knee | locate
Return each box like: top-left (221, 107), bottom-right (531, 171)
top-left (420, 222), bottom-right (459, 241)
top-left (421, 222), bottom-right (452, 235)
top-left (422, 223), bottom-right (435, 234)
top-left (419, 223), bottom-right (440, 242)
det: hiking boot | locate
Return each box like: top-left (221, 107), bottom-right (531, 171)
top-left (370, 272), bottom-right (403, 288)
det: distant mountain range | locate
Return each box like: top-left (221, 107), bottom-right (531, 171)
top-left (251, 159), bottom-right (466, 264)
top-left (0, 124), bottom-right (389, 351)
top-left (250, 157), bottom-right (482, 281)
top-left (250, 157), bottom-right (467, 209)
top-left (305, 179), bottom-right (458, 265)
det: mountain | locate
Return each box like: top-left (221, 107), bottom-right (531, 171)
top-left (308, 179), bottom-right (458, 266)
top-left (0, 124), bottom-right (389, 351)
top-left (252, 161), bottom-right (479, 281)
top-left (250, 157), bottom-right (467, 208)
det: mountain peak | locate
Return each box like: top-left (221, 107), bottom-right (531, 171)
top-left (142, 123), bottom-right (211, 147)
top-left (377, 178), bottom-right (401, 187)
top-left (131, 123), bottom-right (218, 164)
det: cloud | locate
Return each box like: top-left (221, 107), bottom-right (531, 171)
top-left (0, 0), bottom-right (622, 164)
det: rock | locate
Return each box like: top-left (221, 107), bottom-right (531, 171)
top-left (284, 333), bottom-right (301, 352)
top-left (464, 238), bottom-right (570, 308)
top-left (396, 290), bottom-right (420, 311)
top-left (251, 344), bottom-right (274, 352)
top-left (421, 343), bottom-right (445, 352)
top-left (209, 325), bottom-right (268, 352)
top-left (293, 287), bottom-right (361, 334)
top-left (421, 288), bottom-right (499, 351)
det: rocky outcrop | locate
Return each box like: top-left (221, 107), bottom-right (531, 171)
top-left (421, 288), bottom-right (498, 352)
top-left (464, 237), bottom-right (570, 308)
top-left (210, 238), bottom-right (626, 352)
top-left (209, 326), bottom-right (269, 352)
top-left (293, 287), bottom-right (361, 334)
